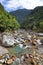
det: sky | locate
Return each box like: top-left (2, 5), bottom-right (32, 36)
top-left (0, 0), bottom-right (43, 12)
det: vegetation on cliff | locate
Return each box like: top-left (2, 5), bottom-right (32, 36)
top-left (0, 3), bottom-right (20, 32)
top-left (21, 6), bottom-right (43, 32)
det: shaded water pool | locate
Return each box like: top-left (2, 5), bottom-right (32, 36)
top-left (7, 45), bottom-right (32, 57)
top-left (7, 46), bottom-right (23, 56)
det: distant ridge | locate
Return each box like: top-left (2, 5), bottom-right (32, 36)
top-left (21, 6), bottom-right (43, 32)
top-left (10, 9), bottom-right (32, 23)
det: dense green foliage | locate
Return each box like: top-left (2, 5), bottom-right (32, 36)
top-left (21, 6), bottom-right (43, 32)
top-left (0, 3), bottom-right (43, 32)
top-left (40, 22), bottom-right (43, 30)
top-left (10, 9), bottom-right (32, 24)
top-left (0, 3), bottom-right (20, 32)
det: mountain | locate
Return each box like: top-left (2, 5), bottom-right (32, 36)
top-left (10, 9), bottom-right (32, 23)
top-left (0, 3), bottom-right (20, 32)
top-left (21, 6), bottom-right (43, 32)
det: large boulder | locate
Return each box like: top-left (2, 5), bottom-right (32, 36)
top-left (2, 32), bottom-right (15, 47)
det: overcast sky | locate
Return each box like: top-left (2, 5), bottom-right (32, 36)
top-left (0, 0), bottom-right (43, 12)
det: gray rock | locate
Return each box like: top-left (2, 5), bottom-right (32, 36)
top-left (0, 59), bottom-right (5, 63)
top-left (2, 32), bottom-right (15, 46)
top-left (0, 46), bottom-right (9, 56)
top-left (37, 33), bottom-right (43, 37)
top-left (36, 39), bottom-right (42, 45)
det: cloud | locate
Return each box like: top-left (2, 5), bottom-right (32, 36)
top-left (0, 0), bottom-right (43, 12)
top-left (0, 0), bottom-right (3, 2)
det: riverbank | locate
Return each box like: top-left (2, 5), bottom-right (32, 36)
top-left (0, 29), bottom-right (43, 65)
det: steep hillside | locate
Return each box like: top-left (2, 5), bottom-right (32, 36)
top-left (0, 3), bottom-right (20, 32)
top-left (21, 6), bottom-right (43, 32)
top-left (10, 9), bottom-right (32, 23)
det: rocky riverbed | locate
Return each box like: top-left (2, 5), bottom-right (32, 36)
top-left (0, 29), bottom-right (43, 65)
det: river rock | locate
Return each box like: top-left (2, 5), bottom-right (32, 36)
top-left (37, 33), bottom-right (43, 37)
top-left (2, 32), bottom-right (15, 46)
top-left (40, 54), bottom-right (43, 59)
top-left (0, 46), bottom-right (9, 57)
top-left (6, 59), bottom-right (13, 64)
top-left (0, 64), bottom-right (2, 65)
top-left (36, 39), bottom-right (42, 45)
top-left (27, 35), bottom-right (31, 40)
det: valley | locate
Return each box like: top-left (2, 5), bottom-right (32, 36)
top-left (0, 3), bottom-right (43, 65)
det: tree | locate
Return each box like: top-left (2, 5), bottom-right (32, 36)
top-left (0, 4), bottom-right (20, 32)
top-left (40, 22), bottom-right (43, 31)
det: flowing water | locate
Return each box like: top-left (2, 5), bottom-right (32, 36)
top-left (6, 30), bottom-right (43, 65)
top-left (7, 46), bottom-right (23, 57)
